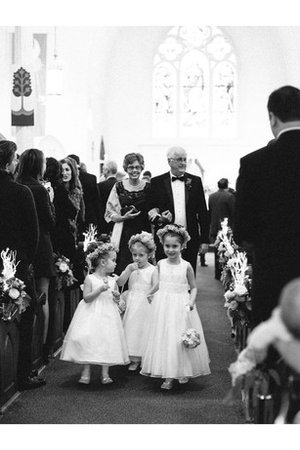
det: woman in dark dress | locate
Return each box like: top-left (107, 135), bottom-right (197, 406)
top-left (105, 153), bottom-right (151, 274)
top-left (52, 157), bottom-right (85, 282)
top-left (17, 149), bottom-right (56, 360)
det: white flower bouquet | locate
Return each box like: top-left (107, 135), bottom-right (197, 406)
top-left (0, 249), bottom-right (30, 321)
top-left (181, 328), bottom-right (201, 349)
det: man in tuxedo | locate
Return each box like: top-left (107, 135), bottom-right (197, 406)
top-left (209, 178), bottom-right (235, 279)
top-left (235, 85), bottom-right (300, 326)
top-left (68, 154), bottom-right (105, 234)
top-left (148, 146), bottom-right (209, 273)
top-left (97, 161), bottom-right (118, 234)
top-left (0, 140), bottom-right (46, 390)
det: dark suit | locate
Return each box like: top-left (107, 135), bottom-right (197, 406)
top-left (235, 130), bottom-right (300, 326)
top-left (0, 170), bottom-right (39, 382)
top-left (79, 171), bottom-right (105, 233)
top-left (148, 172), bottom-right (209, 272)
top-left (209, 189), bottom-right (235, 279)
top-left (97, 176), bottom-right (117, 233)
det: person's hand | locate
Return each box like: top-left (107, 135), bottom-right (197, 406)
top-left (161, 210), bottom-right (172, 223)
top-left (123, 207), bottom-right (141, 220)
top-left (128, 262), bottom-right (139, 272)
top-left (199, 243), bottom-right (209, 254)
top-left (148, 208), bottom-right (160, 222)
top-left (185, 301), bottom-right (194, 311)
top-left (101, 278), bottom-right (109, 292)
top-left (147, 294), bottom-right (153, 304)
top-left (112, 290), bottom-right (120, 303)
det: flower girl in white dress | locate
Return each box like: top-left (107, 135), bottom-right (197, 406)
top-left (117, 231), bottom-right (157, 371)
top-left (140, 224), bottom-right (211, 390)
top-left (60, 242), bottom-right (129, 384)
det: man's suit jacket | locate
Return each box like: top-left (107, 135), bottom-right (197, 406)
top-left (148, 171), bottom-right (209, 271)
top-left (235, 130), bottom-right (300, 325)
top-left (97, 177), bottom-right (117, 233)
top-left (79, 171), bottom-right (105, 232)
top-left (208, 189), bottom-right (235, 241)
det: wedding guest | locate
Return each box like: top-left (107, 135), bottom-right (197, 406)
top-left (209, 178), bottom-right (235, 280)
top-left (142, 170), bottom-right (152, 183)
top-left (44, 157), bottom-right (61, 189)
top-left (0, 140), bottom-right (45, 390)
top-left (147, 146), bottom-right (209, 273)
top-left (105, 153), bottom-right (151, 274)
top-left (53, 157), bottom-right (85, 280)
top-left (116, 171), bottom-right (126, 181)
top-left (235, 85), bottom-right (300, 326)
top-left (17, 149), bottom-right (56, 364)
top-left (68, 154), bottom-right (104, 235)
top-left (98, 160), bottom-right (118, 233)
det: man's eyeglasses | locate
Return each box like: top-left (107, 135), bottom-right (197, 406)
top-left (169, 157), bottom-right (187, 163)
top-left (127, 165), bottom-right (142, 171)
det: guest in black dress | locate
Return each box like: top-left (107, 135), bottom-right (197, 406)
top-left (105, 153), bottom-right (151, 274)
top-left (53, 157), bottom-right (85, 282)
top-left (17, 149), bottom-right (56, 361)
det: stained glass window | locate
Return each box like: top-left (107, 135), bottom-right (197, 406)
top-left (153, 26), bottom-right (237, 138)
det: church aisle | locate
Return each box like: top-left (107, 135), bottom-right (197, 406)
top-left (0, 253), bottom-right (244, 424)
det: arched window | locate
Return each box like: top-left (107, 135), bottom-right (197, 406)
top-left (153, 26), bottom-right (237, 138)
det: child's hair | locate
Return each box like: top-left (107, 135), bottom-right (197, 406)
top-left (86, 241), bottom-right (116, 269)
top-left (128, 231), bottom-right (156, 256)
top-left (157, 224), bottom-right (191, 248)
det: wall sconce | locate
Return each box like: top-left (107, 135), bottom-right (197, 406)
top-left (47, 27), bottom-right (63, 96)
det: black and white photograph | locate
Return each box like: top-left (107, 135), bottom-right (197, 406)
top-left (0, 0), bottom-right (299, 447)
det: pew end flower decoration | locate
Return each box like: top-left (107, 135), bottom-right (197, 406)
top-left (82, 224), bottom-right (98, 252)
top-left (54, 253), bottom-right (77, 291)
top-left (0, 249), bottom-right (31, 321)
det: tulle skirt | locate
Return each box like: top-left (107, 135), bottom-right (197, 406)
top-left (140, 289), bottom-right (211, 379)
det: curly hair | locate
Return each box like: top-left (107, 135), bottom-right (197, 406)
top-left (157, 224), bottom-right (191, 248)
top-left (86, 241), bottom-right (116, 269)
top-left (128, 231), bottom-right (156, 255)
top-left (123, 153), bottom-right (145, 172)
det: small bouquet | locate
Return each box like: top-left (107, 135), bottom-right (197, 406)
top-left (54, 253), bottom-right (77, 290)
top-left (181, 328), bottom-right (201, 349)
top-left (0, 249), bottom-right (30, 321)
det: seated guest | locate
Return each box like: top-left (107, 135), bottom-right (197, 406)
top-left (17, 148), bottom-right (56, 364)
top-left (105, 153), bottom-right (151, 274)
top-left (0, 140), bottom-right (45, 389)
top-left (68, 154), bottom-right (105, 235)
top-left (98, 160), bottom-right (118, 233)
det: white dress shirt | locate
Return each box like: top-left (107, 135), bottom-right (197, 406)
top-left (170, 172), bottom-right (187, 228)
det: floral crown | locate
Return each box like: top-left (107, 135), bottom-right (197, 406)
top-left (128, 231), bottom-right (156, 254)
top-left (86, 241), bottom-right (115, 266)
top-left (157, 224), bottom-right (191, 247)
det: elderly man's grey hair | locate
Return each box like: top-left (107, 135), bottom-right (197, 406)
top-left (167, 146), bottom-right (187, 159)
top-left (104, 160), bottom-right (118, 174)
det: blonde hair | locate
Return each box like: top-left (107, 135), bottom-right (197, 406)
top-left (128, 231), bottom-right (156, 255)
top-left (86, 242), bottom-right (116, 269)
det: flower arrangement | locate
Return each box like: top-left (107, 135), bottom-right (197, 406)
top-left (82, 224), bottom-right (98, 252)
top-left (181, 328), bottom-right (201, 348)
top-left (0, 249), bottom-right (30, 321)
top-left (54, 253), bottom-right (77, 291)
top-left (215, 218), bottom-right (252, 349)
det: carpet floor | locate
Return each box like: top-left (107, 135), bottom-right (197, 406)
top-left (0, 253), bottom-right (244, 424)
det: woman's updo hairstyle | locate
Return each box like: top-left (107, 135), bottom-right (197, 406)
top-left (123, 153), bottom-right (144, 172)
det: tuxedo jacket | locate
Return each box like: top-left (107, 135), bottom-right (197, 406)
top-left (98, 177), bottom-right (117, 207)
top-left (148, 171), bottom-right (209, 245)
top-left (235, 130), bottom-right (300, 324)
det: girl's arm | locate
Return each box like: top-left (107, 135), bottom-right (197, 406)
top-left (83, 275), bottom-right (108, 303)
top-left (146, 265), bottom-right (160, 303)
top-left (186, 263), bottom-right (197, 310)
top-left (116, 263), bottom-right (138, 287)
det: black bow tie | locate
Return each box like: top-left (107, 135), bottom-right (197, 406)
top-left (172, 176), bottom-right (185, 182)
